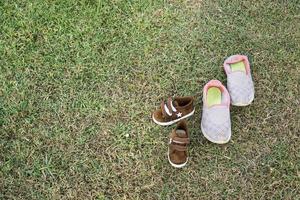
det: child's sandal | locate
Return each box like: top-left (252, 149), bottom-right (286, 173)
top-left (168, 120), bottom-right (189, 168)
top-left (152, 96), bottom-right (195, 126)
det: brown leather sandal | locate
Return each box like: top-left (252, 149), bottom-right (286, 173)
top-left (168, 120), bottom-right (189, 168)
top-left (152, 96), bottom-right (194, 126)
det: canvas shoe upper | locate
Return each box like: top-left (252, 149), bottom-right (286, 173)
top-left (201, 80), bottom-right (231, 144)
top-left (223, 55), bottom-right (255, 106)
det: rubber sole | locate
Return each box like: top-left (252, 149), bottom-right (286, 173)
top-left (201, 123), bottom-right (231, 144)
top-left (152, 109), bottom-right (195, 126)
top-left (168, 149), bottom-right (188, 168)
top-left (231, 94), bottom-right (254, 106)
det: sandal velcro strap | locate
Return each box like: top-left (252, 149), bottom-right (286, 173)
top-left (161, 100), bottom-right (173, 119)
top-left (167, 97), bottom-right (177, 112)
top-left (161, 101), bottom-right (168, 118)
top-left (171, 143), bottom-right (188, 152)
top-left (161, 98), bottom-right (182, 120)
top-left (171, 137), bottom-right (190, 145)
top-left (167, 98), bottom-right (180, 119)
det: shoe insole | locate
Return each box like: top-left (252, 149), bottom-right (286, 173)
top-left (230, 61), bottom-right (246, 72)
top-left (176, 129), bottom-right (186, 137)
top-left (207, 87), bottom-right (222, 107)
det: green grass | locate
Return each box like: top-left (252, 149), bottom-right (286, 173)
top-left (1, 0), bottom-right (299, 199)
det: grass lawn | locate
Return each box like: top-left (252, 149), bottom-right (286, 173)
top-left (1, 0), bottom-right (299, 199)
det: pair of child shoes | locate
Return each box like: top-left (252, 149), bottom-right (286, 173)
top-left (152, 55), bottom-right (255, 168)
top-left (152, 96), bottom-right (194, 168)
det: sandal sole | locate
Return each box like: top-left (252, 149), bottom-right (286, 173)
top-left (201, 123), bottom-right (231, 144)
top-left (168, 148), bottom-right (188, 168)
top-left (152, 109), bottom-right (195, 126)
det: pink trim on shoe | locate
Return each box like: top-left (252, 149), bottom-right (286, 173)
top-left (223, 55), bottom-right (251, 75)
top-left (203, 80), bottom-right (230, 107)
